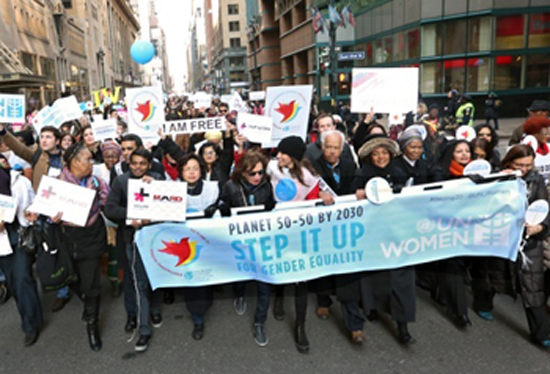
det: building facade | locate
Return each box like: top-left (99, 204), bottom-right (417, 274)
top-left (205, 0), bottom-right (249, 95)
top-left (187, 0), bottom-right (207, 92)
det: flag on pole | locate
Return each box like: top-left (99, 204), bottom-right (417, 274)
top-left (328, 5), bottom-right (342, 25)
top-left (347, 5), bottom-right (356, 27)
top-left (340, 5), bottom-right (349, 28)
top-left (311, 8), bottom-right (324, 34)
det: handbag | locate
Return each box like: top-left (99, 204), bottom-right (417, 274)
top-left (35, 223), bottom-right (76, 292)
top-left (18, 225), bottom-right (41, 256)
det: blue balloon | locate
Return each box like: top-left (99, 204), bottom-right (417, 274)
top-left (130, 40), bottom-right (155, 65)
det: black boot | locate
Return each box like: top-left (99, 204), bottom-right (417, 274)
top-left (397, 322), bottom-right (416, 345)
top-left (87, 321), bottom-right (102, 351)
top-left (295, 323), bottom-right (309, 353)
top-left (83, 296), bottom-right (102, 351)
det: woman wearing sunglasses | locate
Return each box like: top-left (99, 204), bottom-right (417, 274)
top-left (219, 151), bottom-right (276, 347)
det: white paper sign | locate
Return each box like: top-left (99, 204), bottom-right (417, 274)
top-left (351, 68), bottom-right (418, 114)
top-left (91, 118), bottom-right (117, 141)
top-left (464, 159), bottom-right (491, 176)
top-left (126, 86), bottom-right (165, 141)
top-left (264, 85), bottom-right (313, 147)
top-left (249, 91), bottom-right (266, 101)
top-left (192, 93), bottom-right (212, 109)
top-left (365, 177), bottom-right (394, 205)
top-left (0, 194), bottom-right (16, 223)
top-left (0, 231), bottom-right (13, 256)
top-left (456, 125), bottom-right (476, 141)
top-left (162, 116), bottom-right (227, 135)
top-left (535, 151), bottom-right (550, 185)
top-left (127, 179), bottom-right (187, 222)
top-left (525, 200), bottom-right (549, 225)
top-left (522, 135), bottom-right (538, 153)
top-left (0, 93), bottom-right (25, 123)
top-left (220, 94), bottom-right (233, 104)
top-left (28, 176), bottom-right (96, 227)
top-left (228, 92), bottom-right (248, 114)
top-left (237, 113), bottom-right (273, 144)
top-left (32, 96), bottom-right (82, 132)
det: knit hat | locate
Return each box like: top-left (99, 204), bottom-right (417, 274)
top-left (398, 129), bottom-right (423, 151)
top-left (100, 140), bottom-right (122, 157)
top-left (358, 134), bottom-right (400, 160)
top-left (277, 136), bottom-right (306, 161)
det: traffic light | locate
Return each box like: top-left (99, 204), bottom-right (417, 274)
top-left (338, 72), bottom-right (350, 95)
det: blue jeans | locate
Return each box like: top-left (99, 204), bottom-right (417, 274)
top-left (56, 285), bottom-right (69, 299)
top-left (125, 243), bottom-right (162, 336)
top-left (233, 281), bottom-right (271, 324)
top-left (0, 248), bottom-right (43, 334)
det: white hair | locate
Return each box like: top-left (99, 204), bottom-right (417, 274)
top-left (321, 130), bottom-right (345, 151)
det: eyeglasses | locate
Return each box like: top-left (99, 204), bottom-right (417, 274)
top-left (247, 170), bottom-right (264, 177)
top-left (219, 109), bottom-right (228, 113)
top-left (203, 150), bottom-right (216, 156)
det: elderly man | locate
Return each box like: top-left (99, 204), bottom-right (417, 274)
top-left (305, 113), bottom-right (357, 166)
top-left (309, 130), bottom-right (365, 343)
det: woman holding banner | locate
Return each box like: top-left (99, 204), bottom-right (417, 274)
top-left (472, 145), bottom-right (550, 347)
top-left (431, 140), bottom-right (473, 328)
top-left (351, 134), bottom-right (417, 345)
top-left (219, 151), bottom-right (276, 347)
top-left (177, 153), bottom-right (219, 340)
top-left (267, 135), bottom-right (330, 353)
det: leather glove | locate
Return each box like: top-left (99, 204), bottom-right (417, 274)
top-left (466, 174), bottom-right (484, 184)
top-left (204, 204), bottom-right (218, 218)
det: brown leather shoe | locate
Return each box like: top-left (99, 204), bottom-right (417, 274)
top-left (351, 330), bottom-right (366, 344)
top-left (52, 297), bottom-right (70, 312)
top-left (316, 307), bottom-right (330, 320)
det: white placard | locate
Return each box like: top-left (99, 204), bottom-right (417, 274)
top-left (456, 125), bottom-right (476, 141)
top-left (0, 93), bottom-right (25, 123)
top-left (464, 159), bottom-right (492, 176)
top-left (0, 194), bottom-right (16, 223)
top-left (535, 151), bottom-right (550, 185)
top-left (237, 113), bottom-right (273, 144)
top-left (264, 85), bottom-right (313, 148)
top-left (351, 68), bottom-right (418, 114)
top-left (365, 177), bottom-right (394, 205)
top-left (91, 118), bottom-right (117, 141)
top-left (525, 200), bottom-right (549, 226)
top-left (27, 176), bottom-right (96, 227)
top-left (32, 96), bottom-right (82, 132)
top-left (228, 92), bottom-right (248, 113)
top-left (522, 135), bottom-right (538, 153)
top-left (220, 94), bottom-right (233, 104)
top-left (126, 86), bottom-right (164, 141)
top-left (389, 113), bottom-right (404, 125)
top-left (0, 230), bottom-right (13, 256)
top-left (161, 116), bottom-right (227, 135)
top-left (192, 93), bottom-right (212, 109)
top-left (127, 179), bottom-right (187, 222)
top-left (249, 91), bottom-right (266, 101)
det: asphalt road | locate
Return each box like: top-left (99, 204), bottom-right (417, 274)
top-left (1, 278), bottom-right (549, 374)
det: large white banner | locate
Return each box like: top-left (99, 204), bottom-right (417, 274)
top-left (161, 116), bottom-right (227, 135)
top-left (351, 68), bottom-right (419, 114)
top-left (32, 96), bottom-right (82, 131)
top-left (126, 86), bottom-right (165, 141)
top-left (0, 93), bottom-right (25, 124)
top-left (127, 179), bottom-right (187, 222)
top-left (237, 113), bottom-right (273, 144)
top-left (28, 176), bottom-right (95, 227)
top-left (264, 85), bottom-right (313, 147)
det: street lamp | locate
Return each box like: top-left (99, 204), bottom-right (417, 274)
top-left (96, 48), bottom-right (106, 88)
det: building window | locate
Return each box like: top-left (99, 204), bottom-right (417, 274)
top-left (355, 42), bottom-right (372, 66)
top-left (528, 13), bottom-right (550, 48)
top-left (229, 21), bottom-right (240, 32)
top-left (495, 15), bottom-right (525, 50)
top-left (421, 61), bottom-right (442, 94)
top-left (421, 24), bottom-right (443, 57)
top-left (444, 21), bottom-right (467, 55)
top-left (469, 17), bottom-right (492, 52)
top-left (384, 35), bottom-right (393, 63)
top-left (525, 54), bottom-right (550, 88)
top-left (230, 38), bottom-right (241, 48)
top-left (229, 57), bottom-right (244, 67)
top-left (443, 59), bottom-right (466, 92)
top-left (492, 55), bottom-right (522, 90)
top-left (21, 52), bottom-right (36, 74)
top-left (407, 29), bottom-right (420, 59)
top-left (467, 58), bottom-right (490, 92)
top-left (374, 39), bottom-right (389, 64)
top-left (228, 4), bottom-right (238, 15)
top-left (393, 32), bottom-right (405, 61)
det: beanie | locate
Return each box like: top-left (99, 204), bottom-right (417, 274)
top-left (277, 136), bottom-right (306, 161)
top-left (398, 129), bottom-right (423, 151)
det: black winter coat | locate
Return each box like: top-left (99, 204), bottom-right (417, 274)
top-left (220, 178), bottom-right (275, 209)
top-left (392, 155), bottom-right (431, 186)
top-left (311, 155), bottom-right (357, 195)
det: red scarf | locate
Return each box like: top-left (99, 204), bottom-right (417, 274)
top-left (537, 142), bottom-right (549, 156)
top-left (449, 159), bottom-right (466, 177)
top-left (163, 157), bottom-right (179, 181)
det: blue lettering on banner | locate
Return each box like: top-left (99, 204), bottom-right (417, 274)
top-left (135, 179), bottom-right (527, 290)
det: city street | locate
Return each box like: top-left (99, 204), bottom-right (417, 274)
top-left (1, 277), bottom-right (549, 374)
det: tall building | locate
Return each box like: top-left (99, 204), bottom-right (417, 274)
top-left (187, 0), bottom-right (207, 92)
top-left (205, 0), bottom-right (249, 95)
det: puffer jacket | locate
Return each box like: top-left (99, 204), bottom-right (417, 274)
top-left (473, 169), bottom-right (549, 308)
top-left (220, 178), bottom-right (275, 209)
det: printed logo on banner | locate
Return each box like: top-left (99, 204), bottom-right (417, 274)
top-left (0, 94), bottom-right (25, 123)
top-left (472, 213), bottom-right (514, 247)
top-left (149, 227), bottom-right (214, 282)
top-left (269, 91), bottom-right (308, 132)
top-left (127, 87), bottom-right (163, 132)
